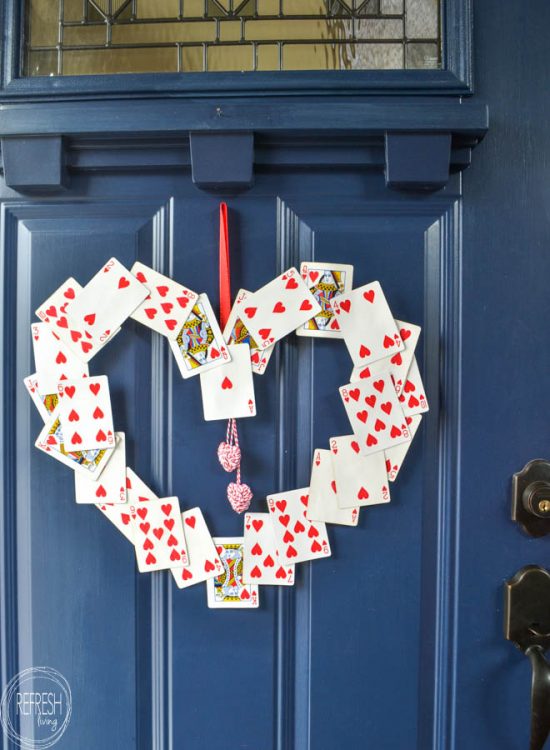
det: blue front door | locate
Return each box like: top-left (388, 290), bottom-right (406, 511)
top-left (1, 2), bottom-right (549, 749)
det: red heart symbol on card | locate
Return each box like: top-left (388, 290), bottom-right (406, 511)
top-left (400, 327), bottom-right (411, 340)
top-left (381, 402), bottom-right (392, 415)
top-left (93, 406), bottom-right (104, 419)
top-left (71, 330), bottom-right (82, 342)
top-left (182, 567), bottom-right (193, 580)
top-left (177, 296), bottom-right (189, 308)
top-left (95, 484), bottom-right (106, 498)
top-left (358, 487), bottom-right (369, 500)
top-left (45, 305), bottom-right (57, 318)
top-left (153, 527), bottom-right (164, 540)
top-left (164, 519), bottom-right (175, 531)
top-left (145, 553), bottom-right (156, 565)
top-left (365, 395), bottom-right (376, 408)
top-left (90, 383), bottom-right (100, 396)
top-left (273, 301), bottom-right (286, 313)
top-left (252, 519), bottom-right (263, 532)
top-left (300, 495), bottom-right (308, 506)
top-left (57, 317), bottom-right (68, 329)
top-left (251, 542), bottom-right (262, 555)
top-left (406, 416), bottom-right (413, 425)
top-left (283, 530), bottom-right (294, 543)
top-left (351, 440), bottom-right (360, 454)
top-left (161, 303), bottom-right (173, 314)
top-left (68, 409), bottom-right (79, 422)
top-left (308, 525), bottom-right (319, 538)
top-left (340, 299), bottom-right (351, 313)
top-left (240, 589), bottom-right (251, 600)
top-left (373, 380), bottom-right (384, 393)
top-left (81, 341), bottom-right (93, 354)
top-left (145, 308), bottom-right (157, 319)
top-left (363, 289), bottom-right (375, 303)
top-left (210, 348), bottom-right (220, 359)
top-left (366, 433), bottom-right (378, 447)
top-left (294, 520), bottom-right (305, 533)
top-left (204, 560), bottom-right (215, 573)
top-left (71, 431), bottom-right (82, 444)
top-left (383, 335), bottom-right (395, 349)
top-left (121, 513), bottom-right (131, 525)
top-left (374, 418), bottom-right (385, 432)
top-left (244, 307), bottom-right (257, 319)
top-left (356, 410), bottom-right (368, 423)
top-left (55, 350), bottom-right (67, 366)
top-left (221, 377), bottom-right (233, 390)
top-left (250, 565), bottom-right (262, 579)
top-left (64, 287), bottom-right (76, 299)
top-left (260, 554), bottom-right (273, 569)
top-left (46, 435), bottom-right (56, 445)
top-left (165, 320), bottom-right (178, 331)
top-left (386, 459), bottom-right (392, 472)
top-left (170, 549), bottom-right (181, 562)
top-left (285, 278), bottom-right (298, 290)
top-left (118, 277), bottom-right (130, 289)
top-left (251, 352), bottom-right (260, 364)
top-left (84, 314), bottom-right (96, 326)
top-left (286, 545), bottom-right (298, 558)
top-left (309, 271), bottom-right (319, 282)
top-left (349, 388), bottom-right (360, 401)
top-left (161, 504), bottom-right (172, 516)
top-left (330, 319), bottom-right (340, 330)
top-left (275, 500), bottom-right (287, 512)
top-left (404, 380), bottom-right (415, 393)
top-left (391, 353), bottom-right (402, 365)
top-left (390, 425), bottom-right (402, 438)
top-left (136, 271), bottom-right (147, 283)
top-left (156, 285), bottom-right (169, 297)
top-left (300, 299), bottom-right (313, 311)
top-left (259, 329), bottom-right (272, 341)
top-left (96, 429), bottom-right (106, 442)
top-left (331, 480), bottom-right (337, 493)
top-left (184, 516), bottom-right (196, 529)
top-left (311, 540), bottom-right (322, 553)
top-left (142, 533), bottom-right (153, 546)
top-left (167, 534), bottom-right (178, 547)
top-left (276, 566), bottom-right (287, 579)
top-left (357, 368), bottom-right (370, 381)
top-left (359, 345), bottom-right (371, 359)
top-left (137, 507), bottom-right (148, 519)
top-left (408, 395), bottom-right (420, 408)
top-left (278, 514), bottom-right (290, 527)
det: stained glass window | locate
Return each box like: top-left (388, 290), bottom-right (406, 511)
top-left (24, 0), bottom-right (441, 77)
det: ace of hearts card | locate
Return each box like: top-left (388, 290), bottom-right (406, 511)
top-left (238, 267), bottom-right (321, 349)
top-left (267, 488), bottom-right (331, 565)
top-left (131, 497), bottom-right (188, 573)
top-left (199, 344), bottom-right (256, 421)
top-left (296, 261), bottom-right (354, 338)
top-left (171, 508), bottom-right (223, 589)
top-left (329, 435), bottom-right (390, 509)
top-left (332, 281), bottom-right (404, 367)
top-left (169, 294), bottom-right (230, 379)
top-left (306, 449), bottom-right (360, 526)
top-left (242, 512), bottom-right (295, 586)
top-left (57, 375), bottom-right (115, 451)
top-left (206, 538), bottom-right (259, 608)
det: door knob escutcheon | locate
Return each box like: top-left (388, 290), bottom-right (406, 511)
top-left (512, 460), bottom-right (550, 537)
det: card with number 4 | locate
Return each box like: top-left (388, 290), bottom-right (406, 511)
top-left (329, 436), bottom-right (390, 509)
top-left (240, 267), bottom-right (321, 349)
top-left (243, 512), bottom-right (295, 586)
top-left (296, 261), bottom-right (353, 338)
top-left (206, 538), bottom-right (259, 608)
top-left (171, 508), bottom-right (223, 589)
top-left (57, 375), bottom-right (115, 451)
top-left (131, 497), bottom-right (188, 573)
top-left (306, 449), bottom-right (359, 526)
top-left (267, 488), bottom-right (331, 565)
top-left (223, 289), bottom-right (275, 375)
top-left (199, 344), bottom-right (256, 421)
top-left (340, 372), bottom-right (411, 455)
top-left (332, 281), bottom-right (404, 366)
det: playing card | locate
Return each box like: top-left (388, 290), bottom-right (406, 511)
top-left (339, 372), bottom-right (411, 455)
top-left (169, 294), bottom-right (231, 379)
top-left (206, 538), bottom-right (259, 608)
top-left (35, 407), bottom-right (116, 479)
top-left (57, 375), bottom-right (115, 451)
top-left (267, 488), bottom-right (331, 565)
top-left (306, 449), bottom-right (360, 526)
top-left (63, 258), bottom-right (148, 360)
top-left (199, 344), bottom-right (256, 421)
top-left (223, 289), bottom-right (275, 375)
top-left (329, 435), bottom-right (390, 509)
top-left (242, 512), bottom-right (295, 586)
top-left (171, 508), bottom-right (223, 589)
top-left (239, 267), bottom-right (321, 349)
top-left (296, 262), bottom-right (354, 338)
top-left (385, 414), bottom-right (422, 481)
top-left (31, 323), bottom-right (89, 395)
top-left (23, 373), bottom-right (59, 423)
top-left (74, 432), bottom-right (126, 504)
top-left (398, 357), bottom-right (429, 417)
top-left (130, 262), bottom-right (198, 340)
top-left (350, 319), bottom-right (421, 395)
top-left (35, 277), bottom-right (83, 328)
top-left (332, 281), bottom-right (404, 366)
top-left (96, 468), bottom-right (159, 543)
top-left (131, 496), bottom-right (188, 573)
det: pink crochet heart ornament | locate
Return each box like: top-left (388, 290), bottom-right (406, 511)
top-left (217, 442), bottom-right (241, 472)
top-left (227, 481), bottom-right (253, 514)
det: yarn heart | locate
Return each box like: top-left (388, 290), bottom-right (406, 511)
top-left (227, 482), bottom-right (253, 514)
top-left (217, 441), bottom-right (241, 472)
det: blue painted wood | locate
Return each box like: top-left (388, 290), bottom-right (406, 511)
top-left (1, 136), bottom-right (67, 191)
top-left (190, 132), bottom-right (254, 191)
top-left (385, 133), bottom-right (452, 191)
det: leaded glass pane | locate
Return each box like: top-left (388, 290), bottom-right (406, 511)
top-left (23, 0), bottom-right (442, 76)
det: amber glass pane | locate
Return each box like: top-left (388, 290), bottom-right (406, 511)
top-left (23, 0), bottom-right (442, 76)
